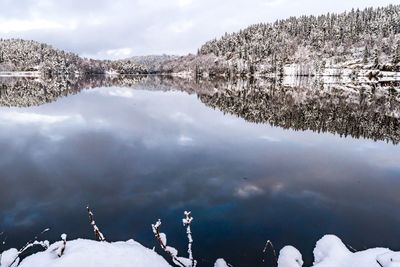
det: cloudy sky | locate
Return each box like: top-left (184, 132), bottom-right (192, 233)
top-left (1, 0), bottom-right (399, 59)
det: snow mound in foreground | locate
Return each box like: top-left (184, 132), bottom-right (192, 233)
top-left (3, 235), bottom-right (400, 267)
top-left (0, 248), bottom-right (20, 267)
top-left (17, 239), bottom-right (171, 267)
top-left (278, 235), bottom-right (400, 267)
top-left (277, 246), bottom-right (303, 267)
top-left (214, 258), bottom-right (229, 267)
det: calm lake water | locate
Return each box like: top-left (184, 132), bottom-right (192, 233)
top-left (0, 76), bottom-right (399, 266)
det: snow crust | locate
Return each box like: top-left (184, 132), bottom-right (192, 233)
top-left (277, 246), bottom-right (303, 267)
top-left (0, 248), bottom-right (19, 267)
top-left (2, 235), bottom-right (400, 267)
top-left (16, 239), bottom-right (172, 267)
top-left (214, 258), bottom-right (229, 267)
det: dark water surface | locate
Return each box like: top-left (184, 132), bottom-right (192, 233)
top-left (0, 76), bottom-right (399, 266)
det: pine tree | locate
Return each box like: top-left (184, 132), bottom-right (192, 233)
top-left (373, 49), bottom-right (380, 67)
top-left (392, 41), bottom-right (400, 64)
top-left (363, 46), bottom-right (369, 64)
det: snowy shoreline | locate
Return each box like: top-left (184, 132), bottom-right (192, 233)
top-left (2, 70), bottom-right (400, 80)
top-left (0, 71), bottom-right (41, 77)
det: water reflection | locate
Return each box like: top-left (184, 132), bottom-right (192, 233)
top-left (199, 79), bottom-right (400, 144)
top-left (1, 76), bottom-right (399, 144)
top-left (0, 76), bottom-right (399, 266)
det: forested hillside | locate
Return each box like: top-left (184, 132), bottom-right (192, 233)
top-left (0, 39), bottom-right (147, 75)
top-left (162, 5), bottom-right (400, 77)
top-left (3, 5), bottom-right (400, 77)
top-left (129, 55), bottom-right (179, 73)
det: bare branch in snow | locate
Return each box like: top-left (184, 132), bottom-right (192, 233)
top-left (0, 231), bottom-right (6, 247)
top-left (262, 240), bottom-right (277, 267)
top-left (346, 243), bottom-right (358, 253)
top-left (87, 206), bottom-right (106, 241)
top-left (57, 234), bottom-right (67, 257)
top-left (5, 229), bottom-right (50, 267)
top-left (151, 219), bottom-right (187, 267)
top-left (182, 211), bottom-right (196, 267)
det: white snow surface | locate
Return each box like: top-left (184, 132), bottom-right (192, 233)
top-left (277, 246), bottom-right (303, 267)
top-left (2, 235), bottom-right (400, 267)
top-left (0, 248), bottom-right (20, 267)
top-left (214, 258), bottom-right (229, 267)
top-left (16, 239), bottom-right (172, 267)
top-left (278, 235), bottom-right (400, 267)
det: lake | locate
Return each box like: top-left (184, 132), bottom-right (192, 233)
top-left (0, 76), bottom-right (399, 266)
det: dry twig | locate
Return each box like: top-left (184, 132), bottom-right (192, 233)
top-left (152, 219), bottom-right (187, 267)
top-left (86, 206), bottom-right (106, 241)
top-left (182, 211), bottom-right (196, 267)
top-left (57, 234), bottom-right (67, 257)
top-left (261, 240), bottom-right (277, 267)
top-left (6, 229), bottom-right (50, 267)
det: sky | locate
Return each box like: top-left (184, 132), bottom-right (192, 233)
top-left (0, 0), bottom-right (399, 59)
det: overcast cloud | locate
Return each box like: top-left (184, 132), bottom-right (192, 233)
top-left (1, 0), bottom-right (399, 59)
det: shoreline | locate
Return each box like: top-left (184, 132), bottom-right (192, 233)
top-left (2, 70), bottom-right (400, 81)
top-left (0, 71), bottom-right (41, 77)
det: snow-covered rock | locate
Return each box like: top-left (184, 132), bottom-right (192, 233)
top-left (278, 235), bottom-right (400, 267)
top-left (377, 252), bottom-right (400, 267)
top-left (214, 258), bottom-right (229, 267)
top-left (278, 246), bottom-right (303, 267)
top-left (0, 248), bottom-right (20, 267)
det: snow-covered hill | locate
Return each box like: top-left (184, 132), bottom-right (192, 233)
top-left (0, 39), bottom-right (147, 75)
top-left (128, 55), bottom-right (179, 73)
top-left (162, 5), bottom-right (400, 78)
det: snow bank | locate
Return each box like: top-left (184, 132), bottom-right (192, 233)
top-left (278, 235), bottom-right (400, 267)
top-left (277, 246), bottom-right (303, 267)
top-left (16, 239), bottom-right (172, 267)
top-left (0, 248), bottom-right (20, 267)
top-left (2, 235), bottom-right (400, 267)
top-left (214, 258), bottom-right (229, 267)
top-left (2, 237), bottom-right (228, 267)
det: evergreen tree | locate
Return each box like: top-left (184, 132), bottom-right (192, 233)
top-left (373, 49), bottom-right (380, 67)
top-left (363, 46), bottom-right (369, 64)
top-left (393, 41), bottom-right (400, 64)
